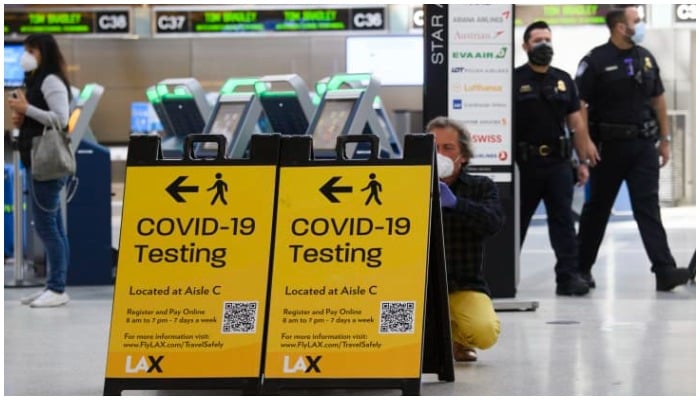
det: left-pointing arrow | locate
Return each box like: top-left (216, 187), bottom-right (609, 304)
top-left (166, 176), bottom-right (199, 203)
top-left (319, 176), bottom-right (353, 203)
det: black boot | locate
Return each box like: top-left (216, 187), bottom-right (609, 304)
top-left (580, 271), bottom-right (596, 288)
top-left (556, 275), bottom-right (590, 296)
top-left (689, 252), bottom-right (696, 282)
top-left (655, 268), bottom-right (690, 292)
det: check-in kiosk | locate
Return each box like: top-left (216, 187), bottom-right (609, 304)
top-left (254, 74), bottom-right (316, 136)
top-left (197, 77), bottom-right (272, 159)
top-left (155, 78), bottom-right (212, 156)
top-left (65, 83), bottom-right (114, 285)
top-left (370, 96), bottom-right (403, 157)
top-left (68, 83), bottom-right (103, 150)
top-left (69, 86), bottom-right (81, 111)
top-left (145, 85), bottom-right (176, 137)
top-left (306, 73), bottom-right (402, 159)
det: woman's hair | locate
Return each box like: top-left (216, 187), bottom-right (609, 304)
top-left (24, 34), bottom-right (71, 93)
top-left (425, 116), bottom-right (474, 160)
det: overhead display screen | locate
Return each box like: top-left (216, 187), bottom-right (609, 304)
top-left (154, 6), bottom-right (385, 34)
top-left (346, 36), bottom-right (424, 86)
top-left (4, 42), bottom-right (24, 88)
top-left (514, 5), bottom-right (646, 26)
top-left (4, 10), bottom-right (130, 35)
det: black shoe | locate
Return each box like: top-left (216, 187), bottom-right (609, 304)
top-left (556, 276), bottom-right (590, 296)
top-left (655, 268), bottom-right (690, 291)
top-left (581, 272), bottom-right (596, 288)
top-left (688, 252), bottom-right (696, 282)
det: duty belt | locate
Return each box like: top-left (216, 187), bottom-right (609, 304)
top-left (517, 137), bottom-right (572, 162)
top-left (592, 121), bottom-right (659, 141)
top-left (528, 143), bottom-right (558, 156)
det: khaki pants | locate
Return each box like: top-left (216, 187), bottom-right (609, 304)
top-left (449, 290), bottom-right (501, 350)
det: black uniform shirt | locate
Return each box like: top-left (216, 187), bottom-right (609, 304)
top-left (514, 64), bottom-right (580, 144)
top-left (575, 40), bottom-right (664, 125)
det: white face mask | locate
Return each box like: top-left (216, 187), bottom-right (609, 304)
top-left (631, 22), bottom-right (646, 44)
top-left (437, 152), bottom-right (455, 178)
top-left (20, 51), bottom-right (38, 72)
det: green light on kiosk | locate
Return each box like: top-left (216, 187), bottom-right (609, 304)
top-left (257, 90), bottom-right (297, 98)
top-left (315, 82), bottom-right (328, 96)
top-left (161, 93), bottom-right (194, 99)
top-left (254, 81), bottom-right (269, 95)
top-left (79, 84), bottom-right (95, 101)
top-left (327, 73), bottom-right (372, 91)
top-left (156, 85), bottom-right (169, 97)
top-left (220, 77), bottom-right (259, 94)
top-left (146, 88), bottom-right (161, 103)
top-left (161, 86), bottom-right (194, 99)
top-left (173, 87), bottom-right (190, 96)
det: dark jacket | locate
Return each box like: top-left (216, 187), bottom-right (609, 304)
top-left (441, 169), bottom-right (505, 295)
top-left (18, 71), bottom-right (50, 168)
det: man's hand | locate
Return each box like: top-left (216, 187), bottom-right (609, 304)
top-left (576, 164), bottom-right (589, 187)
top-left (658, 140), bottom-right (670, 167)
top-left (581, 139), bottom-right (601, 167)
top-left (438, 181), bottom-right (458, 209)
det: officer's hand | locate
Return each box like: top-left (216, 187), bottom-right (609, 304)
top-left (576, 164), bottom-right (589, 187)
top-left (438, 181), bottom-right (458, 209)
top-left (583, 140), bottom-right (601, 167)
top-left (658, 141), bottom-right (670, 167)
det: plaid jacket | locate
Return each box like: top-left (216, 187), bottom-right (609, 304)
top-left (441, 169), bottom-right (505, 296)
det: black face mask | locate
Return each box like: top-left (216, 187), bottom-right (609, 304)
top-left (527, 42), bottom-right (553, 66)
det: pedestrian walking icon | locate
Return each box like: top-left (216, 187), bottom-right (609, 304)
top-left (361, 173), bottom-right (382, 205)
top-left (207, 173), bottom-right (228, 205)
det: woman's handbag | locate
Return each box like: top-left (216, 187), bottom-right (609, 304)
top-left (30, 115), bottom-right (76, 181)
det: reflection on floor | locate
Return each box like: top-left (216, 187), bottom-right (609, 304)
top-left (4, 207), bottom-right (695, 396)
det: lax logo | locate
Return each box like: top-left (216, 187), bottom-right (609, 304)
top-left (282, 355), bottom-right (322, 374)
top-left (125, 355), bottom-right (164, 374)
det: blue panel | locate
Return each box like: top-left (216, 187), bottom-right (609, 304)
top-left (66, 141), bottom-right (113, 285)
top-left (4, 164), bottom-right (26, 258)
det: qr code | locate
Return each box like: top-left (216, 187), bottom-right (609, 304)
top-left (221, 301), bottom-right (258, 334)
top-left (379, 301), bottom-right (416, 334)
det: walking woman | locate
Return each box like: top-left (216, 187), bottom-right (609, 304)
top-left (8, 34), bottom-right (72, 307)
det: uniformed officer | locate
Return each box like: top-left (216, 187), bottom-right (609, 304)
top-left (515, 21), bottom-right (599, 296)
top-left (575, 6), bottom-right (690, 291)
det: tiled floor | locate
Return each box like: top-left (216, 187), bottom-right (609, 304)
top-left (4, 206), bottom-right (696, 396)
